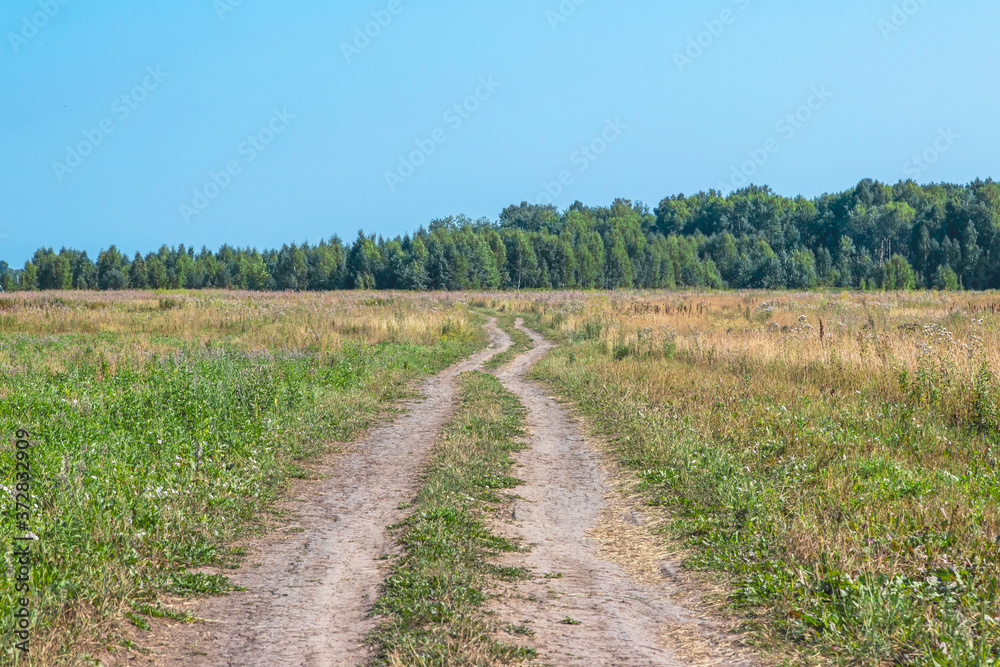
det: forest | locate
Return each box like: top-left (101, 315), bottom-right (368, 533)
top-left (5, 178), bottom-right (1000, 292)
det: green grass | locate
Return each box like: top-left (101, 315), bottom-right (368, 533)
top-left (0, 326), bottom-right (484, 664)
top-left (368, 371), bottom-right (535, 667)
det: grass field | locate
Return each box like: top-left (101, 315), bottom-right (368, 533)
top-left (5, 289), bottom-right (1000, 666)
top-left (491, 291), bottom-right (1000, 666)
top-left (0, 291), bottom-right (484, 665)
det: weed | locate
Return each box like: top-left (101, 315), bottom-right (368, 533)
top-left (504, 624), bottom-right (535, 637)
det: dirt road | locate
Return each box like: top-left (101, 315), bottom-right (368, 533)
top-left (489, 321), bottom-right (756, 667)
top-left (132, 320), bottom-right (512, 666)
top-left (122, 318), bottom-right (754, 666)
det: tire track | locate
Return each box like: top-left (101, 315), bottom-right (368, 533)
top-left (129, 319), bottom-right (512, 666)
top-left (490, 320), bottom-right (756, 667)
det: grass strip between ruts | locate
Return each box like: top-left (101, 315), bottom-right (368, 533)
top-left (368, 371), bottom-right (536, 666)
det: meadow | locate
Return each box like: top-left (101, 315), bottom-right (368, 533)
top-left (493, 291), bottom-right (1000, 666)
top-left (0, 291), bottom-right (483, 665)
top-left (3, 289), bottom-right (1000, 666)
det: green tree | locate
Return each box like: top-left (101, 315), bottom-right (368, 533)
top-left (145, 253), bottom-right (168, 289)
top-left (128, 253), bottom-right (148, 288)
top-left (274, 244), bottom-right (308, 290)
top-left (933, 264), bottom-right (960, 290)
top-left (883, 254), bottom-right (916, 290)
top-left (787, 249), bottom-right (817, 289)
top-left (347, 233), bottom-right (382, 290)
top-left (97, 245), bottom-right (127, 290)
top-left (0, 261), bottom-right (13, 292)
top-left (504, 230), bottom-right (539, 289)
top-left (21, 261), bottom-right (37, 291)
top-left (604, 232), bottom-right (634, 289)
top-left (71, 251), bottom-right (96, 289)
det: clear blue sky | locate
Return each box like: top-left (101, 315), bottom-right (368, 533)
top-left (1, 0), bottom-right (997, 266)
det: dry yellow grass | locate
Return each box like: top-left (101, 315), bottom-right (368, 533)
top-left (0, 290), bottom-right (477, 373)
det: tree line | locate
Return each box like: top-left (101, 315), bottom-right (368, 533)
top-left (5, 178), bottom-right (1000, 293)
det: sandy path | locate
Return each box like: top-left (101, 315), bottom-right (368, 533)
top-left (491, 321), bottom-right (756, 667)
top-left (130, 320), bottom-right (511, 667)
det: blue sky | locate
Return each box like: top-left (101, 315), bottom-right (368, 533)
top-left (0, 0), bottom-right (997, 266)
